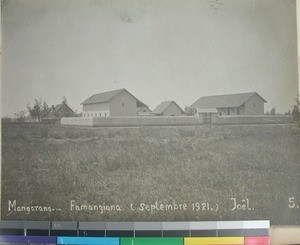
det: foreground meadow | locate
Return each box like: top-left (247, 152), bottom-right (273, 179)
top-left (2, 123), bottom-right (300, 225)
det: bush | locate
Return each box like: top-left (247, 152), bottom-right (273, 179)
top-left (2, 118), bottom-right (12, 124)
top-left (292, 94), bottom-right (299, 123)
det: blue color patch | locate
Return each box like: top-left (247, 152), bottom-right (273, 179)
top-left (57, 236), bottom-right (119, 245)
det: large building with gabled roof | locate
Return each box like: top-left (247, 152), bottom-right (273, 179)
top-left (81, 88), bottom-right (149, 117)
top-left (152, 101), bottom-right (184, 116)
top-left (189, 92), bottom-right (267, 116)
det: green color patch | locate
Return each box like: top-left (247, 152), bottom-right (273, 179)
top-left (120, 238), bottom-right (183, 245)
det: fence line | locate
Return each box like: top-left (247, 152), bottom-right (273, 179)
top-left (61, 115), bottom-right (294, 127)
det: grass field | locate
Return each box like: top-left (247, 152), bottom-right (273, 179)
top-left (1, 123), bottom-right (300, 224)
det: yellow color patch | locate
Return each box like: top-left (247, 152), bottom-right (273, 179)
top-left (184, 237), bottom-right (244, 245)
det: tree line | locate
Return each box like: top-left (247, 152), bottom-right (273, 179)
top-left (265, 94), bottom-right (299, 122)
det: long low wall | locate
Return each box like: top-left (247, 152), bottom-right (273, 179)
top-left (61, 117), bottom-right (93, 127)
top-left (61, 116), bottom-right (201, 127)
top-left (216, 115), bottom-right (294, 125)
top-left (61, 115), bottom-right (295, 127)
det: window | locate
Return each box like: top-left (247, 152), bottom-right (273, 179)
top-left (87, 113), bottom-right (89, 117)
top-left (122, 103), bottom-right (125, 107)
top-left (100, 113), bottom-right (101, 117)
top-left (104, 113), bottom-right (106, 117)
top-left (91, 113), bottom-right (93, 117)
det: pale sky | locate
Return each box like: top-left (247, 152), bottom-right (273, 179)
top-left (2, 0), bottom-right (299, 116)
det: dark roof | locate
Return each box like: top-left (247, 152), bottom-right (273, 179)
top-left (189, 92), bottom-right (267, 110)
top-left (81, 89), bottom-right (124, 105)
top-left (152, 101), bottom-right (184, 115)
top-left (54, 102), bottom-right (74, 113)
top-left (81, 88), bottom-right (149, 108)
top-left (40, 102), bottom-right (74, 118)
top-left (137, 99), bottom-right (148, 108)
top-left (54, 103), bottom-right (64, 111)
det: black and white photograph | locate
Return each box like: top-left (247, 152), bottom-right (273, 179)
top-left (1, 0), bottom-right (300, 225)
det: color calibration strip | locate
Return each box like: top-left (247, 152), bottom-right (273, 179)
top-left (0, 220), bottom-right (270, 244)
top-left (0, 236), bottom-right (270, 244)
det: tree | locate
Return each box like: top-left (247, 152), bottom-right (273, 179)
top-left (284, 109), bottom-right (292, 115)
top-left (63, 95), bottom-right (68, 104)
top-left (270, 107), bottom-right (276, 115)
top-left (184, 106), bottom-right (196, 116)
top-left (14, 110), bottom-right (26, 122)
top-left (42, 100), bottom-right (49, 118)
top-left (27, 98), bottom-right (43, 122)
top-left (292, 94), bottom-right (300, 123)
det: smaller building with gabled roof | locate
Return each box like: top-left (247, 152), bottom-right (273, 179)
top-left (81, 88), bottom-right (149, 117)
top-left (152, 101), bottom-right (184, 116)
top-left (48, 101), bottom-right (75, 118)
top-left (189, 92), bottom-right (267, 116)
